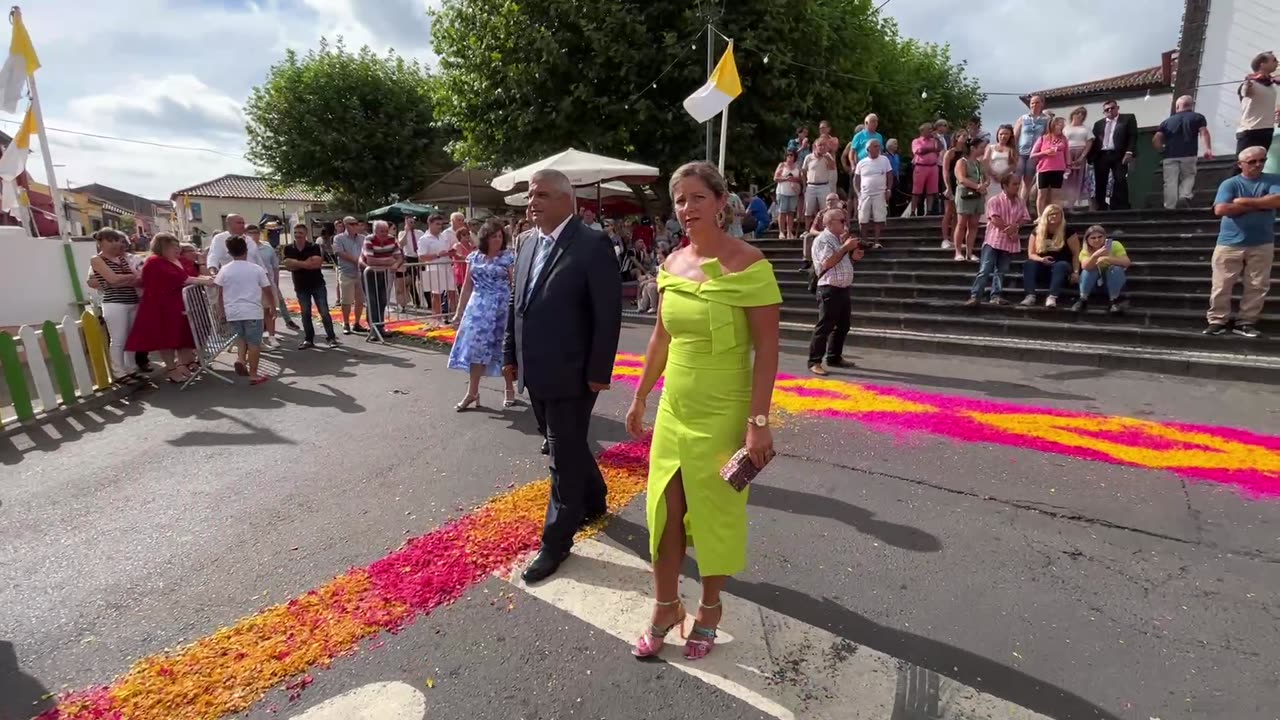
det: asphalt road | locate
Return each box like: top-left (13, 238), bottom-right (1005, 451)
top-left (2, 320), bottom-right (1278, 720)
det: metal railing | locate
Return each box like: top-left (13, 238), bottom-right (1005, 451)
top-left (182, 284), bottom-right (237, 389)
top-left (361, 260), bottom-right (457, 342)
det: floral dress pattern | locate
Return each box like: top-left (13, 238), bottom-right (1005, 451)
top-left (447, 250), bottom-right (515, 376)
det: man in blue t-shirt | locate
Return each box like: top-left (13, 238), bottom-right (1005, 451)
top-left (1204, 146), bottom-right (1280, 338)
top-left (747, 191), bottom-right (771, 238)
top-left (1155, 95), bottom-right (1213, 209)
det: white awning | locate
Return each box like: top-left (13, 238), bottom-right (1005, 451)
top-left (490, 148), bottom-right (659, 192)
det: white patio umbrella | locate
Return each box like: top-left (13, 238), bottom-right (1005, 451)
top-left (490, 148), bottom-right (659, 192)
top-left (503, 181), bottom-right (637, 207)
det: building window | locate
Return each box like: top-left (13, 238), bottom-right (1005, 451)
top-left (189, 201), bottom-right (202, 222)
top-left (91, 219), bottom-right (102, 231)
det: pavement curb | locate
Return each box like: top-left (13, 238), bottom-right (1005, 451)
top-left (621, 312), bottom-right (1280, 384)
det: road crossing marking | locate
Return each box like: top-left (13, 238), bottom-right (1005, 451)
top-left (507, 539), bottom-right (1053, 720)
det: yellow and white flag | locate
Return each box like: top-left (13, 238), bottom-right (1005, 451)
top-left (683, 41), bottom-right (741, 123)
top-left (0, 106), bottom-right (35, 212)
top-left (0, 12), bottom-right (40, 114)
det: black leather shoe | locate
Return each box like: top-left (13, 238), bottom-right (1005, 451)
top-left (540, 439), bottom-right (550, 455)
top-left (521, 548), bottom-right (570, 583)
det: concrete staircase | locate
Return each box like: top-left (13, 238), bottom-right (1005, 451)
top-left (745, 207), bottom-right (1280, 381)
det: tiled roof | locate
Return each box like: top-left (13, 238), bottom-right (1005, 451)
top-left (95, 198), bottom-right (130, 216)
top-left (171, 174), bottom-right (332, 203)
top-left (1023, 51), bottom-right (1175, 104)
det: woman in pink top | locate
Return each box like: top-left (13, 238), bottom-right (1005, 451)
top-left (908, 122), bottom-right (942, 218)
top-left (1029, 116), bottom-right (1069, 215)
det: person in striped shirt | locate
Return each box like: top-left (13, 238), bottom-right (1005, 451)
top-left (360, 220), bottom-right (403, 342)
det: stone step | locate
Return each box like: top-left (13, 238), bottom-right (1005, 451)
top-left (762, 252), bottom-right (1223, 274)
top-left (622, 312), bottom-right (1280, 382)
top-left (824, 245), bottom-right (1217, 262)
top-left (774, 303), bottom-right (1280, 356)
top-left (754, 233), bottom-right (1225, 251)
top-left (829, 290), bottom-right (1223, 327)
top-left (782, 280), bottom-right (1240, 311)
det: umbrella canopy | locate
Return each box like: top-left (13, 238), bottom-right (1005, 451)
top-left (503, 181), bottom-right (638, 207)
top-left (366, 201), bottom-right (437, 222)
top-left (490, 148), bottom-right (659, 192)
top-left (412, 166), bottom-right (507, 209)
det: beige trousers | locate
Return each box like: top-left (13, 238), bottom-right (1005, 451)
top-left (1207, 243), bottom-right (1274, 325)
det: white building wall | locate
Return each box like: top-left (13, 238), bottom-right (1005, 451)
top-left (1196, 0), bottom-right (1279, 155)
top-left (1044, 93), bottom-right (1174, 131)
top-left (179, 197), bottom-right (322, 237)
top-left (0, 227), bottom-right (97, 328)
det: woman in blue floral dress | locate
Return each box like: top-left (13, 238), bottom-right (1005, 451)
top-left (448, 220), bottom-right (517, 411)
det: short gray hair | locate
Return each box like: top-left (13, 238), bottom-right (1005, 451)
top-left (1239, 146), bottom-right (1268, 161)
top-left (450, 211), bottom-right (466, 223)
top-left (822, 207), bottom-right (847, 225)
top-left (371, 220), bottom-right (389, 232)
top-left (529, 169), bottom-right (573, 197)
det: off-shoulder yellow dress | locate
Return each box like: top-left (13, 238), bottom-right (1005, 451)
top-left (648, 258), bottom-right (782, 576)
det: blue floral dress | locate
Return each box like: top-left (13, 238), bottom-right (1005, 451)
top-left (448, 250), bottom-right (515, 376)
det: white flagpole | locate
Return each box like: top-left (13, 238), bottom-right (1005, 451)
top-left (717, 36), bottom-right (733, 173)
top-left (17, 7), bottom-right (83, 304)
top-left (718, 107), bottom-right (729, 173)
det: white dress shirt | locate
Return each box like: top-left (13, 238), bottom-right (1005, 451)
top-left (1102, 118), bottom-right (1118, 151)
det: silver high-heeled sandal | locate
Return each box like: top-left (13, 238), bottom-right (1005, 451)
top-left (455, 394), bottom-right (480, 412)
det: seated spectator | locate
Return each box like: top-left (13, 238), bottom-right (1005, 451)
top-left (1020, 204), bottom-right (1080, 308)
top-left (747, 190), bottom-right (771, 238)
top-left (967, 175), bottom-right (1030, 306)
top-left (1072, 224), bottom-right (1131, 314)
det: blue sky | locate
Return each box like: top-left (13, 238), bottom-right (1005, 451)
top-left (11, 0), bottom-right (1182, 199)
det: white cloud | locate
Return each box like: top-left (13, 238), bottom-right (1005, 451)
top-left (9, 0), bottom-right (1179, 200)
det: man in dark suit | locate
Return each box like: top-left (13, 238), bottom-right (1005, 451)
top-left (503, 169), bottom-right (623, 582)
top-left (1091, 99), bottom-right (1139, 210)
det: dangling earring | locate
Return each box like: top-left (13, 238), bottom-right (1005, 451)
top-left (715, 208), bottom-right (726, 228)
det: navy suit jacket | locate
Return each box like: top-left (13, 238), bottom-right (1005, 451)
top-left (503, 215), bottom-right (622, 399)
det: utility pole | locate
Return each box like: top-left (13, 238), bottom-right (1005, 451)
top-left (705, 24), bottom-right (714, 162)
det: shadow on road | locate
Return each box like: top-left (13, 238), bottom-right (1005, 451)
top-left (0, 398), bottom-right (146, 466)
top-left (600, 516), bottom-right (1121, 720)
top-left (749, 483), bottom-right (943, 552)
top-left (0, 640), bottom-right (51, 720)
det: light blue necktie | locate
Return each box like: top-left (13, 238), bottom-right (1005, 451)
top-left (525, 233), bottom-right (554, 303)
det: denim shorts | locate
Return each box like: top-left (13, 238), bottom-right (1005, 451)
top-left (229, 318), bottom-right (265, 346)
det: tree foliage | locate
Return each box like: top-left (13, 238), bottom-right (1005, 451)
top-left (429, 0), bottom-right (984, 195)
top-left (245, 39), bottom-right (452, 211)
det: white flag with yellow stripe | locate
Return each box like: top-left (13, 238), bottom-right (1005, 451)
top-left (0, 106), bottom-right (35, 212)
top-left (0, 12), bottom-right (40, 113)
top-left (683, 41), bottom-right (741, 123)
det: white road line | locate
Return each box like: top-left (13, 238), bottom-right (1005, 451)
top-left (286, 681), bottom-right (426, 720)
top-left (507, 540), bottom-right (1053, 720)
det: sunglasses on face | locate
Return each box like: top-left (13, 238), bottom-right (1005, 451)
top-left (1242, 159), bottom-right (1266, 166)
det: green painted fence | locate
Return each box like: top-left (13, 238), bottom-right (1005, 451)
top-left (0, 310), bottom-right (114, 427)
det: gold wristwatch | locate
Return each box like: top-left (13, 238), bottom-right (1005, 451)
top-left (748, 414), bottom-right (770, 428)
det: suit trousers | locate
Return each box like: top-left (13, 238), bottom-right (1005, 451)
top-left (809, 284), bottom-right (852, 366)
top-left (532, 390), bottom-right (608, 553)
top-left (1093, 150), bottom-right (1130, 210)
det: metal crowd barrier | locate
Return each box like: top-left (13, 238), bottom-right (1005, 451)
top-left (361, 260), bottom-right (456, 342)
top-left (182, 284), bottom-right (237, 389)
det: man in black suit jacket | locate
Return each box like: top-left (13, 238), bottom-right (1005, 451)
top-left (503, 169), bottom-right (622, 582)
top-left (1091, 99), bottom-right (1139, 210)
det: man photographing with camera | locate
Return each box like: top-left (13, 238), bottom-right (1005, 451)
top-left (808, 207), bottom-right (863, 376)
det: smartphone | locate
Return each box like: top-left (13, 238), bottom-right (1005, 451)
top-left (1104, 238), bottom-right (1113, 252)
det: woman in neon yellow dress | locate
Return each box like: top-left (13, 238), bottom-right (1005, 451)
top-left (625, 162), bottom-right (782, 660)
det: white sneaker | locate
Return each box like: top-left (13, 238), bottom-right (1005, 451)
top-left (941, 240), bottom-right (954, 250)
top-left (1045, 296), bottom-right (1058, 308)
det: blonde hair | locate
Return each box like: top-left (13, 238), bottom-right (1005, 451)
top-left (1033, 205), bottom-right (1067, 254)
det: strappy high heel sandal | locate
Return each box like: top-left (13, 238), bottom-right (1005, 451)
top-left (632, 598), bottom-right (684, 659)
top-left (683, 600), bottom-right (721, 661)
top-left (503, 390), bottom-right (517, 408)
top-left (454, 393), bottom-right (480, 412)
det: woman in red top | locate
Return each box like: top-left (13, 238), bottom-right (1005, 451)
top-left (451, 224), bottom-right (475, 290)
top-left (125, 233), bottom-right (212, 383)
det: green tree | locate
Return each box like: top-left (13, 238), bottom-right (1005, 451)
top-left (429, 0), bottom-right (984, 198)
top-left (245, 38), bottom-right (452, 211)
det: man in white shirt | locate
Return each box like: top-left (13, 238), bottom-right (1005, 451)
top-left (206, 213), bottom-right (247, 272)
top-left (581, 208), bottom-right (603, 232)
top-left (416, 213), bottom-right (458, 318)
top-left (854, 139), bottom-right (893, 249)
top-left (801, 136), bottom-right (838, 242)
top-left (398, 216), bottom-right (425, 308)
top-left (214, 235), bottom-right (273, 385)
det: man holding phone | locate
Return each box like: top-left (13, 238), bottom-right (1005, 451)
top-left (808, 208), bottom-right (863, 375)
